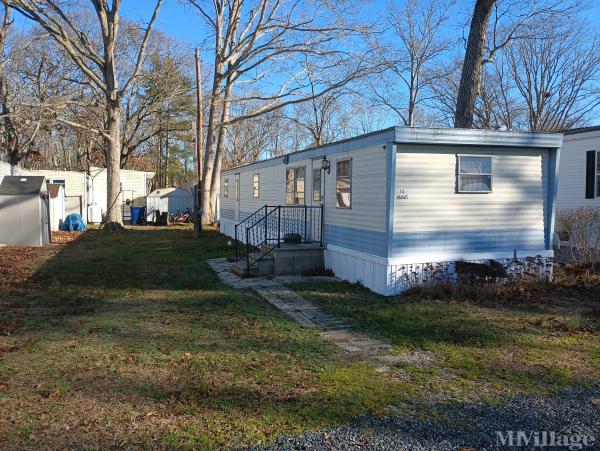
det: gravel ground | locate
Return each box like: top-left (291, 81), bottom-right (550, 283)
top-left (252, 384), bottom-right (600, 450)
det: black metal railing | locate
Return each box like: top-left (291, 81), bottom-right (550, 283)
top-left (233, 204), bottom-right (324, 276)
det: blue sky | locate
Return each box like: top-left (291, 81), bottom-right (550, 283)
top-left (121, 0), bottom-right (600, 48)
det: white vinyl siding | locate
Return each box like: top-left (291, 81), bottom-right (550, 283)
top-left (557, 130), bottom-right (600, 209)
top-left (221, 145), bottom-right (388, 233)
top-left (393, 145), bottom-right (547, 255)
top-left (324, 147), bottom-right (387, 232)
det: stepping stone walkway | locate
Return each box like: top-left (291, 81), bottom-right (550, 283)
top-left (208, 258), bottom-right (398, 362)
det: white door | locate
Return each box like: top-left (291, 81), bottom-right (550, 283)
top-left (234, 173), bottom-right (240, 222)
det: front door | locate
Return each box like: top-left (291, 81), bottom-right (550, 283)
top-left (234, 173), bottom-right (240, 222)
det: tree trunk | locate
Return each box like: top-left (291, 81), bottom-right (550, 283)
top-left (207, 81), bottom-right (232, 224)
top-left (104, 99), bottom-right (123, 229)
top-left (454, 0), bottom-right (496, 128)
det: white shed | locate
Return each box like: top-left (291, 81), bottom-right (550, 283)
top-left (47, 183), bottom-right (66, 231)
top-left (146, 187), bottom-right (193, 221)
top-left (0, 176), bottom-right (51, 246)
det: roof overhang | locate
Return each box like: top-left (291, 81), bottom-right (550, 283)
top-left (394, 127), bottom-right (563, 149)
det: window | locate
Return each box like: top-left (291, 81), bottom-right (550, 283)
top-left (50, 178), bottom-right (66, 188)
top-left (336, 159), bottom-right (352, 208)
top-left (234, 178), bottom-right (239, 200)
top-left (286, 166), bottom-right (305, 205)
top-left (457, 155), bottom-right (492, 193)
top-left (253, 174), bottom-right (260, 198)
top-left (312, 168), bottom-right (322, 202)
top-left (223, 178), bottom-right (229, 198)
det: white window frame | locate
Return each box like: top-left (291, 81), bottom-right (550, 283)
top-left (253, 173), bottom-right (260, 198)
top-left (457, 154), bottom-right (493, 194)
top-left (286, 166), bottom-right (306, 205)
top-left (234, 177), bottom-right (239, 200)
top-left (50, 178), bottom-right (66, 188)
top-left (336, 158), bottom-right (352, 209)
top-left (223, 178), bottom-right (229, 198)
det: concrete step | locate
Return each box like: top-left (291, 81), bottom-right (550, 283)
top-left (232, 256), bottom-right (274, 277)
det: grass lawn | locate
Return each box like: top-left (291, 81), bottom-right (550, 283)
top-left (292, 276), bottom-right (600, 399)
top-left (0, 227), bottom-right (413, 449)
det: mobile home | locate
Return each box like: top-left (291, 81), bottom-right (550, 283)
top-left (89, 167), bottom-right (155, 223)
top-left (556, 126), bottom-right (600, 211)
top-left (219, 127), bottom-right (562, 295)
top-left (34, 169), bottom-right (91, 223)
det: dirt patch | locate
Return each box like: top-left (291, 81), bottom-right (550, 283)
top-left (0, 245), bottom-right (60, 289)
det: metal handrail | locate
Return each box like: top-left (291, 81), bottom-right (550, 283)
top-left (244, 205), bottom-right (324, 276)
top-left (234, 205), bottom-right (269, 260)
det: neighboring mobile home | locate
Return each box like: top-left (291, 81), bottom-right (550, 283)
top-left (219, 127), bottom-right (562, 295)
top-left (34, 169), bottom-right (91, 223)
top-left (556, 126), bottom-right (600, 211)
top-left (89, 167), bottom-right (155, 223)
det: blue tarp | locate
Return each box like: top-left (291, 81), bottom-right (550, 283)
top-left (62, 213), bottom-right (86, 232)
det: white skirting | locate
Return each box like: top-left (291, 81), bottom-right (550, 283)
top-left (325, 244), bottom-right (554, 296)
top-left (219, 219), bottom-right (236, 240)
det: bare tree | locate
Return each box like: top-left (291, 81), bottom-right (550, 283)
top-left (371, 0), bottom-right (453, 126)
top-left (454, 0), bottom-right (496, 128)
top-left (454, 0), bottom-right (585, 128)
top-left (4, 0), bottom-right (163, 229)
top-left (188, 0), bottom-right (380, 223)
top-left (507, 19), bottom-right (600, 132)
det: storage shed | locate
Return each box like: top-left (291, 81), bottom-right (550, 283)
top-left (146, 187), bottom-right (193, 222)
top-left (0, 176), bottom-right (51, 246)
top-left (219, 127), bottom-right (563, 295)
top-left (47, 183), bottom-right (66, 232)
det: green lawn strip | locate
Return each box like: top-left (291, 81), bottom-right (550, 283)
top-left (291, 281), bottom-right (600, 396)
top-left (0, 228), bottom-right (414, 449)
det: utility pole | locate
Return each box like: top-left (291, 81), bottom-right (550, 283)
top-left (194, 48), bottom-right (204, 237)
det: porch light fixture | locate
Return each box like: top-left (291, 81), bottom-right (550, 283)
top-left (283, 155), bottom-right (289, 165)
top-left (321, 156), bottom-right (331, 174)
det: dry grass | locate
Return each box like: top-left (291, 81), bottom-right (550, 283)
top-left (0, 227), bottom-right (415, 450)
top-left (292, 269), bottom-right (600, 396)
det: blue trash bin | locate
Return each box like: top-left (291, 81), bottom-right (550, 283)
top-left (130, 206), bottom-right (145, 225)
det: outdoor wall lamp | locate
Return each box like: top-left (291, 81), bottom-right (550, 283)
top-left (282, 155), bottom-right (289, 165)
top-left (321, 156), bottom-right (331, 174)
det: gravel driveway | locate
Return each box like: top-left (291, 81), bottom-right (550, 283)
top-left (253, 384), bottom-right (600, 450)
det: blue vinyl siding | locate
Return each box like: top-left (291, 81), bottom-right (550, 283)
top-left (391, 229), bottom-right (545, 258)
top-left (325, 224), bottom-right (387, 257)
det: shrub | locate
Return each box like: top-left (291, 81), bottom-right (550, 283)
top-left (556, 207), bottom-right (600, 268)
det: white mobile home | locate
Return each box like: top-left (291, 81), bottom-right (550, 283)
top-left (89, 167), bottom-right (155, 223)
top-left (219, 127), bottom-right (562, 295)
top-left (556, 126), bottom-right (600, 211)
top-left (34, 169), bottom-right (91, 223)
